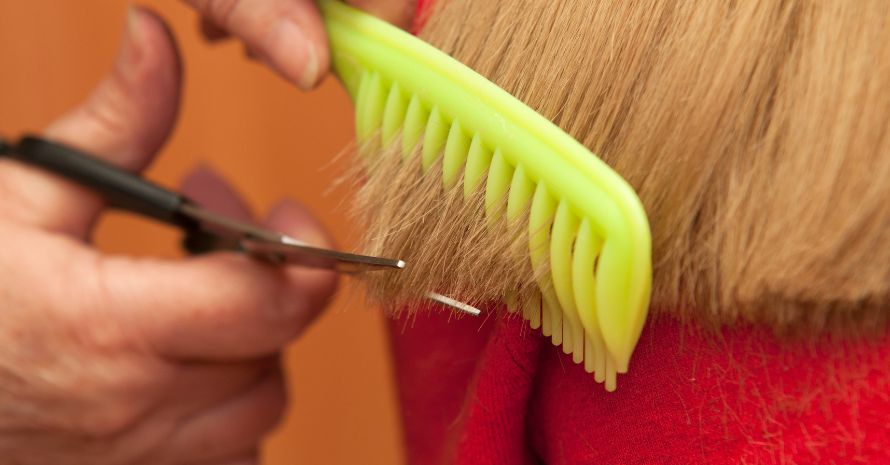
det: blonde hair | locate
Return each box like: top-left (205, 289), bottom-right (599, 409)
top-left (353, 0), bottom-right (890, 334)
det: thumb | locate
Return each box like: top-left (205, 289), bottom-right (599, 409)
top-left (184, 0), bottom-right (329, 90)
top-left (0, 7), bottom-right (182, 237)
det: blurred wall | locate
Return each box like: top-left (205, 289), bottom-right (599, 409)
top-left (0, 1), bottom-right (404, 464)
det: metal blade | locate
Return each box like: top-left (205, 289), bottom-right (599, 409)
top-left (180, 203), bottom-right (404, 272)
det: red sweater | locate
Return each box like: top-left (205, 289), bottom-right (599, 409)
top-left (392, 3), bottom-right (889, 463)
top-left (389, 307), bottom-right (889, 464)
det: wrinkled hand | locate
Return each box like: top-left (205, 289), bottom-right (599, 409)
top-left (182, 0), bottom-right (417, 89)
top-left (0, 9), bottom-right (336, 464)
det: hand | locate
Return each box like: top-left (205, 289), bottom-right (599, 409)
top-left (0, 8), bottom-right (336, 464)
top-left (182, 0), bottom-right (417, 89)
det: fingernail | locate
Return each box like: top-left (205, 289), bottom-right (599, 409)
top-left (267, 199), bottom-right (332, 247)
top-left (265, 19), bottom-right (321, 90)
top-left (119, 6), bottom-right (144, 68)
top-left (180, 164), bottom-right (219, 191)
top-left (301, 45), bottom-right (320, 90)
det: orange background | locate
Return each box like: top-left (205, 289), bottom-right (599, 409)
top-left (0, 1), bottom-right (404, 464)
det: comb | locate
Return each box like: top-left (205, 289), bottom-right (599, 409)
top-left (320, 0), bottom-right (651, 390)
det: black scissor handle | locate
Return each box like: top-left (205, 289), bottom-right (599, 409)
top-left (3, 135), bottom-right (197, 229)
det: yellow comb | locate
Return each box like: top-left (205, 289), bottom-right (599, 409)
top-left (321, 0), bottom-right (652, 391)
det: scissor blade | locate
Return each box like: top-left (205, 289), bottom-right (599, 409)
top-left (242, 236), bottom-right (406, 273)
top-left (180, 203), bottom-right (405, 272)
top-left (180, 204), bottom-right (481, 315)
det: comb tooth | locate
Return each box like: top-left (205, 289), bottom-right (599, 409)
top-left (507, 164), bottom-right (535, 221)
top-left (583, 332), bottom-right (600, 378)
top-left (572, 324), bottom-right (585, 363)
top-left (484, 149), bottom-right (512, 223)
top-left (545, 299), bottom-right (563, 346)
top-left (381, 82), bottom-right (408, 146)
top-left (357, 72), bottom-right (386, 144)
top-left (561, 318), bottom-right (572, 354)
top-left (566, 306), bottom-right (585, 362)
top-left (401, 95), bottom-right (428, 159)
top-left (605, 356), bottom-right (617, 392)
top-left (551, 201), bottom-right (583, 361)
top-left (463, 134), bottom-right (492, 199)
top-left (572, 321), bottom-right (584, 364)
top-left (560, 310), bottom-right (572, 354)
top-left (572, 219), bottom-right (608, 381)
top-left (422, 107), bottom-right (448, 172)
top-left (584, 331), bottom-right (603, 382)
top-left (442, 120), bottom-right (470, 190)
top-left (594, 335), bottom-right (606, 383)
top-left (528, 182), bottom-right (551, 338)
top-left (522, 292), bottom-right (542, 329)
top-left (529, 183), bottom-right (561, 344)
top-left (355, 72), bottom-right (373, 142)
top-left (540, 299), bottom-right (552, 337)
top-left (598, 243), bottom-right (649, 375)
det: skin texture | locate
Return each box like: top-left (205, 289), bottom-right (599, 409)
top-left (183, 0), bottom-right (416, 89)
top-left (0, 8), bottom-right (338, 465)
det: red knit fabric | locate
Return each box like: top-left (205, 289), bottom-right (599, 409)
top-left (388, 308), bottom-right (890, 464)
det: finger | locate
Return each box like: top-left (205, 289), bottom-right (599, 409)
top-left (180, 166), bottom-right (254, 221)
top-left (346, 0), bottom-right (416, 29)
top-left (100, 199), bottom-right (338, 360)
top-left (165, 370), bottom-right (286, 463)
top-left (182, 0), bottom-right (329, 90)
top-left (0, 7), bottom-right (182, 238)
top-left (168, 357), bottom-right (278, 417)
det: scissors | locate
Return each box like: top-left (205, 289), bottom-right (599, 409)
top-left (0, 135), bottom-right (480, 316)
